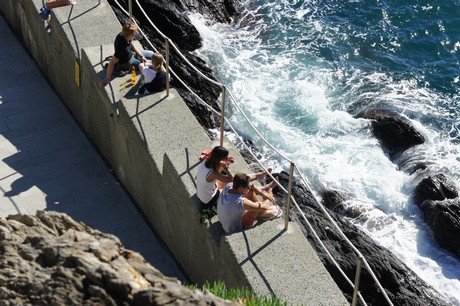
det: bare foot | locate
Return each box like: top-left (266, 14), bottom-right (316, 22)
top-left (255, 167), bottom-right (272, 180)
top-left (262, 176), bottom-right (279, 192)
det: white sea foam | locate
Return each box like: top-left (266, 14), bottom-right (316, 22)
top-left (189, 4), bottom-right (460, 304)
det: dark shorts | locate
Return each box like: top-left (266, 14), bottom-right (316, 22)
top-left (201, 189), bottom-right (220, 210)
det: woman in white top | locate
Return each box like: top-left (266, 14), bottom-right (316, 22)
top-left (196, 146), bottom-right (234, 210)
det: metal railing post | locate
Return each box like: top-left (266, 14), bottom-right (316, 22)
top-left (219, 86), bottom-right (226, 147)
top-left (352, 257), bottom-right (363, 306)
top-left (284, 162), bottom-right (295, 230)
top-left (128, 0), bottom-right (132, 21)
top-left (165, 38), bottom-right (170, 96)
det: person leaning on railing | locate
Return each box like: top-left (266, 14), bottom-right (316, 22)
top-left (217, 173), bottom-right (283, 234)
top-left (100, 22), bottom-right (153, 87)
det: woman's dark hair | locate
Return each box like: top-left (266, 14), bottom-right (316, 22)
top-left (205, 146), bottom-right (229, 170)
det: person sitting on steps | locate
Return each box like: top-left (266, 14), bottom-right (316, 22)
top-left (138, 52), bottom-right (169, 94)
top-left (196, 146), bottom-right (273, 214)
top-left (217, 172), bottom-right (283, 234)
top-left (100, 22), bottom-right (153, 87)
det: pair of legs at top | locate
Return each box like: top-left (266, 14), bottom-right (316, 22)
top-left (41, 0), bottom-right (76, 24)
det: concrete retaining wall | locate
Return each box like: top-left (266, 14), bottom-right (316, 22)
top-left (0, 1), bottom-right (349, 304)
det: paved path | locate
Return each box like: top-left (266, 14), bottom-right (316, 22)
top-left (0, 15), bottom-right (186, 283)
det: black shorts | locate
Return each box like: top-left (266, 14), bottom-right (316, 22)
top-left (201, 189), bottom-right (220, 210)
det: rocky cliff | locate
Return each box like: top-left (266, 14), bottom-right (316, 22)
top-left (0, 211), bottom-right (235, 305)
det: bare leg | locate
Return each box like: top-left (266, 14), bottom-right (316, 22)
top-left (260, 177), bottom-right (278, 191)
top-left (253, 167), bottom-right (272, 180)
top-left (242, 210), bottom-right (257, 229)
top-left (46, 0), bottom-right (76, 10)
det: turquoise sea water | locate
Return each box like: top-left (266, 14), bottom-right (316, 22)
top-left (190, 0), bottom-right (459, 304)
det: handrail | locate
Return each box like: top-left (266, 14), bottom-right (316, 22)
top-left (111, 1), bottom-right (394, 305)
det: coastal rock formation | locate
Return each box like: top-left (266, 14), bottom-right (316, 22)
top-left (271, 172), bottom-right (447, 306)
top-left (413, 174), bottom-right (459, 204)
top-left (413, 174), bottom-right (460, 258)
top-left (357, 108), bottom-right (425, 160)
top-left (106, 1), bottom-right (450, 305)
top-left (0, 211), bottom-right (235, 305)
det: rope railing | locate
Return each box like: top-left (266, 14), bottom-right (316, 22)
top-left (111, 0), bottom-right (394, 305)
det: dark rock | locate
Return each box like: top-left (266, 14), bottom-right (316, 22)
top-left (0, 211), bottom-right (236, 305)
top-left (419, 199), bottom-right (460, 258)
top-left (357, 108), bottom-right (425, 160)
top-left (321, 189), bottom-right (351, 211)
top-left (272, 172), bottom-right (447, 306)
top-left (413, 174), bottom-right (459, 205)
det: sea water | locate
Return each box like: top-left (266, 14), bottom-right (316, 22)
top-left (189, 0), bottom-right (460, 304)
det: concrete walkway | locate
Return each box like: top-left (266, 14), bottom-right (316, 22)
top-left (0, 15), bottom-right (186, 283)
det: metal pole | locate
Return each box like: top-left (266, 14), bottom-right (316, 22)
top-left (352, 257), bottom-right (363, 306)
top-left (219, 86), bottom-right (226, 147)
top-left (165, 38), bottom-right (170, 97)
top-left (128, 0), bottom-right (132, 21)
top-left (284, 162), bottom-right (295, 230)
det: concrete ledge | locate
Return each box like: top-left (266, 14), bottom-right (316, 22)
top-left (0, 1), bottom-right (349, 305)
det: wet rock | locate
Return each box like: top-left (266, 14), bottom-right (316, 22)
top-left (419, 199), bottom-right (460, 259)
top-left (413, 174), bottom-right (459, 205)
top-left (357, 108), bottom-right (425, 160)
top-left (414, 174), bottom-right (460, 258)
top-left (272, 172), bottom-right (447, 306)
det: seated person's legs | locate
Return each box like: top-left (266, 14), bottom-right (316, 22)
top-left (132, 50), bottom-right (154, 70)
top-left (46, 0), bottom-right (76, 10)
top-left (141, 50), bottom-right (154, 60)
top-left (241, 210), bottom-right (257, 229)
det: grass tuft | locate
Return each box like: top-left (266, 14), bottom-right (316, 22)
top-left (189, 280), bottom-right (287, 306)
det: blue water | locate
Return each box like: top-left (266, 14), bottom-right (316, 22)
top-left (189, 0), bottom-right (460, 303)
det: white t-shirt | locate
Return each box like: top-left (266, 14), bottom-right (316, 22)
top-left (141, 66), bottom-right (157, 83)
top-left (196, 161), bottom-right (218, 203)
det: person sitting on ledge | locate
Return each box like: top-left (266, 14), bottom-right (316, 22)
top-left (138, 52), bottom-right (169, 94)
top-left (100, 22), bottom-right (153, 87)
top-left (196, 146), bottom-right (273, 213)
top-left (196, 146), bottom-right (234, 212)
top-left (217, 172), bottom-right (282, 234)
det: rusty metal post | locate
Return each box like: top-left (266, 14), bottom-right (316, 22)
top-left (128, 0), bottom-right (132, 21)
top-left (165, 38), bottom-right (170, 96)
top-left (219, 86), bottom-right (226, 147)
top-left (284, 162), bottom-right (295, 230)
top-left (352, 257), bottom-right (363, 306)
